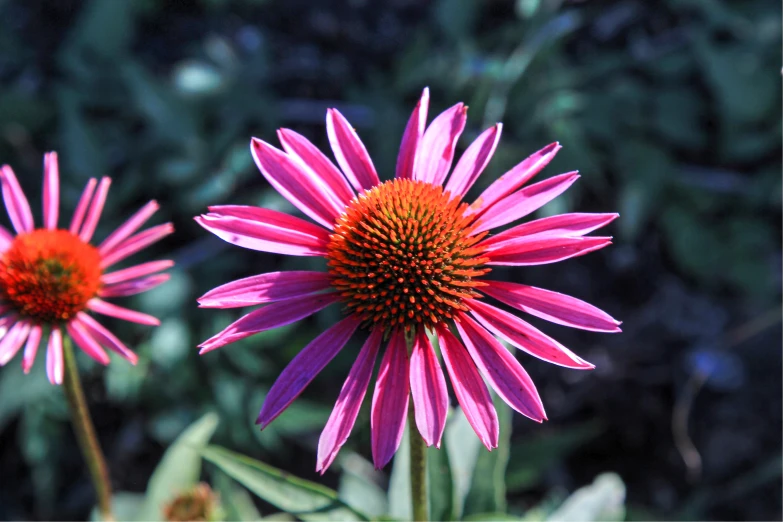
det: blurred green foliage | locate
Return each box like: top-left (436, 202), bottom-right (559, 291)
top-left (0, 0), bottom-right (779, 520)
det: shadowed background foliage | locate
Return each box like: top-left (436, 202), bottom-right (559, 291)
top-left (0, 0), bottom-right (780, 520)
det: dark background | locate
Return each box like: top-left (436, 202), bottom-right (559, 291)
top-left (0, 0), bottom-right (780, 520)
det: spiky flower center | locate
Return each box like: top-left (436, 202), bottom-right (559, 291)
top-left (0, 229), bottom-right (102, 323)
top-left (327, 179), bottom-right (490, 332)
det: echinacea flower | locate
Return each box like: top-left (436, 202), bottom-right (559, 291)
top-left (196, 89), bottom-right (620, 472)
top-left (0, 152), bottom-right (173, 384)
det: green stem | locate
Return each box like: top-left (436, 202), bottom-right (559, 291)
top-left (62, 336), bottom-right (114, 521)
top-left (406, 330), bottom-right (428, 522)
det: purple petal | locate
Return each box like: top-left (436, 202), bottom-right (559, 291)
top-left (66, 321), bottom-right (110, 365)
top-left (480, 280), bottom-right (621, 333)
top-left (75, 312), bottom-right (138, 364)
top-left (195, 206), bottom-right (329, 257)
top-left (22, 324), bottom-right (43, 373)
top-left (371, 329), bottom-right (410, 469)
top-left (88, 298), bottom-right (160, 326)
top-left (480, 213), bottom-right (619, 248)
top-left (46, 328), bottom-right (64, 385)
top-left (79, 177), bottom-right (111, 242)
top-left (99, 201), bottom-right (160, 255)
top-left (436, 325), bottom-right (498, 450)
top-left (409, 329), bottom-right (448, 448)
top-left (278, 128), bottom-right (355, 206)
top-left (99, 274), bottom-right (170, 297)
top-left (69, 178), bottom-right (97, 234)
top-left (43, 152), bottom-right (60, 229)
top-left (0, 320), bottom-right (31, 366)
top-left (485, 236), bottom-right (612, 266)
top-left (101, 260), bottom-right (174, 285)
top-left (326, 109), bottom-right (380, 191)
top-left (198, 271), bottom-right (333, 309)
top-left (0, 165), bottom-right (34, 233)
top-left (473, 172), bottom-right (579, 233)
top-left (396, 87), bottom-right (429, 180)
top-left (100, 223), bottom-right (175, 268)
top-left (317, 327), bottom-right (383, 473)
top-left (257, 315), bottom-right (361, 428)
top-left (444, 123), bottom-right (502, 198)
top-left (455, 313), bottom-right (546, 422)
top-left (468, 298), bottom-right (594, 369)
top-left (251, 137), bottom-right (345, 229)
top-left (469, 142), bottom-right (561, 217)
top-left (198, 293), bottom-right (340, 353)
top-left (413, 103), bottom-right (467, 185)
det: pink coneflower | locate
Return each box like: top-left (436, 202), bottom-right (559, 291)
top-left (196, 89), bottom-right (620, 472)
top-left (0, 152), bottom-right (173, 384)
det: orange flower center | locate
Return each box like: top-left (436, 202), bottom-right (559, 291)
top-left (0, 229), bottom-right (102, 323)
top-left (327, 179), bottom-right (490, 332)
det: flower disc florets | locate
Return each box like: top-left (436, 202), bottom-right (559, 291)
top-left (327, 179), bottom-right (490, 332)
top-left (0, 229), bottom-right (102, 323)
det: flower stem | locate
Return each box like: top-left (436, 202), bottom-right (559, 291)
top-left (406, 329), bottom-right (428, 521)
top-left (62, 335), bottom-right (114, 521)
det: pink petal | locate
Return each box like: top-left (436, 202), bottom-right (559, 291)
top-left (198, 271), bottom-right (333, 309)
top-left (480, 213), bottom-right (619, 248)
top-left (0, 225), bottom-right (12, 250)
top-left (436, 325), bottom-right (499, 450)
top-left (198, 292), bottom-right (340, 353)
top-left (99, 274), bottom-right (170, 297)
top-left (326, 109), bottom-right (380, 191)
top-left (469, 142), bottom-right (561, 217)
top-left (444, 123), bottom-right (502, 198)
top-left (0, 165), bottom-right (34, 233)
top-left (102, 260), bottom-right (174, 285)
top-left (195, 205), bottom-right (329, 257)
top-left (485, 236), bottom-right (612, 266)
top-left (316, 327), bottom-right (383, 473)
top-left (257, 315), bottom-right (361, 428)
top-left (480, 280), bottom-right (621, 333)
top-left (47, 328), bottom-right (64, 385)
top-left (473, 172), bottom-right (580, 234)
top-left (43, 152), bottom-right (60, 229)
top-left (0, 320), bottom-right (31, 366)
top-left (413, 103), bottom-right (468, 185)
top-left (22, 324), bottom-right (43, 373)
top-left (251, 138), bottom-right (344, 229)
top-left (278, 129), bottom-right (355, 206)
top-left (467, 298), bottom-right (594, 369)
top-left (98, 201), bottom-right (160, 255)
top-left (409, 329), bottom-right (448, 448)
top-left (79, 177), bottom-right (111, 242)
top-left (66, 321), bottom-right (110, 365)
top-left (87, 298), bottom-right (160, 326)
top-left (395, 87), bottom-right (430, 180)
top-left (99, 223), bottom-right (175, 268)
top-left (69, 178), bottom-right (98, 234)
top-left (455, 313), bottom-right (546, 422)
top-left (371, 329), bottom-right (410, 469)
top-left (75, 312), bottom-right (138, 364)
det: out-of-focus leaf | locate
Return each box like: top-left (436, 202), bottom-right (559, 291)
top-left (463, 513), bottom-right (522, 521)
top-left (546, 473), bottom-right (626, 522)
top-left (213, 468), bottom-right (264, 522)
top-left (105, 353), bottom-right (149, 403)
top-left (388, 422), bottom-right (413, 520)
top-left (57, 88), bottom-right (106, 183)
top-left (137, 413), bottom-right (219, 520)
top-left (463, 393), bottom-right (512, 516)
top-left (654, 88), bottom-right (707, 150)
top-left (173, 60), bottom-right (226, 97)
top-left (202, 445), bottom-right (369, 521)
top-left (428, 442), bottom-right (454, 521)
top-left (506, 421), bottom-right (603, 492)
top-left (445, 406), bottom-right (482, 519)
top-left (90, 492), bottom-right (145, 521)
top-left (338, 452), bottom-right (389, 518)
top-left (0, 364), bottom-right (57, 432)
top-left (63, 0), bottom-right (136, 60)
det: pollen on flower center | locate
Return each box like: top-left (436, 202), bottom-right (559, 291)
top-left (0, 229), bottom-right (102, 323)
top-left (327, 179), bottom-right (490, 332)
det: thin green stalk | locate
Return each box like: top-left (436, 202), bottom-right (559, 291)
top-left (62, 335), bottom-right (114, 521)
top-left (406, 330), bottom-right (428, 521)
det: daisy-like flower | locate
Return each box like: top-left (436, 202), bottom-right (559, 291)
top-left (196, 89), bottom-right (620, 472)
top-left (0, 152), bottom-right (173, 384)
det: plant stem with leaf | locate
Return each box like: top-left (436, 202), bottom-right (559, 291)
top-left (62, 335), bottom-right (114, 521)
top-left (406, 330), bottom-right (428, 521)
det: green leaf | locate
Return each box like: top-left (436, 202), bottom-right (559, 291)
top-left (428, 442), bottom-right (454, 521)
top-left (0, 364), bottom-right (57, 432)
top-left (202, 445), bottom-right (369, 521)
top-left (90, 492), bottom-right (145, 521)
top-left (337, 453), bottom-right (389, 518)
top-left (137, 412), bottom-right (220, 520)
top-left (463, 394), bottom-right (512, 516)
top-left (213, 469), bottom-right (264, 522)
top-left (388, 422), bottom-right (413, 520)
top-left (445, 406), bottom-right (482, 519)
top-left (546, 473), bottom-right (626, 522)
